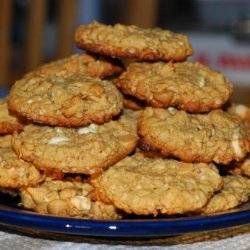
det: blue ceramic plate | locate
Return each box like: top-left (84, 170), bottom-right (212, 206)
top-left (0, 196), bottom-right (249, 237)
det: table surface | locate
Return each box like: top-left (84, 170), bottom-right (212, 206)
top-left (0, 224), bottom-right (249, 250)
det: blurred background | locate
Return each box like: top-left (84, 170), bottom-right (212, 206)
top-left (0, 0), bottom-right (250, 103)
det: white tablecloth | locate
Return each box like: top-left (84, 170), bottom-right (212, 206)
top-left (0, 225), bottom-right (250, 250)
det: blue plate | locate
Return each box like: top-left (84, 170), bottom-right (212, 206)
top-left (0, 201), bottom-right (249, 237)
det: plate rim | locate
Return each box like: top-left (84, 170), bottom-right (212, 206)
top-left (0, 203), bottom-right (250, 237)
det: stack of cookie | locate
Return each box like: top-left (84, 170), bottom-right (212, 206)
top-left (0, 21), bottom-right (250, 219)
top-left (75, 22), bottom-right (250, 216)
top-left (2, 53), bottom-right (139, 219)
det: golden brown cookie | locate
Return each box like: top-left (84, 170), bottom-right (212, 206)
top-left (91, 152), bottom-right (222, 216)
top-left (12, 116), bottom-right (137, 174)
top-left (20, 177), bottom-right (121, 219)
top-left (33, 53), bottom-right (124, 79)
top-left (75, 21), bottom-right (193, 61)
top-left (0, 135), bottom-right (44, 189)
top-left (138, 108), bottom-right (250, 164)
top-left (0, 98), bottom-right (23, 134)
top-left (114, 61), bottom-right (233, 112)
top-left (0, 134), bottom-right (64, 181)
top-left (202, 175), bottom-right (250, 214)
top-left (8, 73), bottom-right (123, 127)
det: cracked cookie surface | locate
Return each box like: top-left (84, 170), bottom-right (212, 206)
top-left (8, 73), bottom-right (123, 127)
top-left (12, 114), bottom-right (137, 174)
top-left (91, 152), bottom-right (222, 216)
top-left (114, 61), bottom-right (233, 112)
top-left (138, 108), bottom-right (250, 164)
top-left (75, 21), bottom-right (193, 61)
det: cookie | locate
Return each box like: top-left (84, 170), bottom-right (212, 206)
top-left (0, 134), bottom-right (64, 181)
top-left (91, 152), bottom-right (222, 216)
top-left (20, 177), bottom-right (121, 219)
top-left (12, 116), bottom-right (137, 174)
top-left (75, 21), bottom-right (193, 61)
top-left (0, 135), bottom-right (44, 188)
top-left (0, 98), bottom-right (23, 134)
top-left (202, 175), bottom-right (250, 214)
top-left (33, 53), bottom-right (124, 79)
top-left (114, 61), bottom-right (233, 112)
top-left (138, 108), bottom-right (250, 164)
top-left (8, 73), bottom-right (123, 127)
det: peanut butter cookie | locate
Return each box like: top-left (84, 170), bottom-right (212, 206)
top-left (91, 153), bottom-right (222, 216)
top-left (138, 108), bottom-right (250, 164)
top-left (114, 61), bottom-right (233, 112)
top-left (8, 73), bottom-right (123, 127)
top-left (75, 21), bottom-right (193, 61)
top-left (0, 98), bottom-right (23, 134)
top-left (12, 117), bottom-right (137, 174)
top-left (20, 177), bottom-right (121, 219)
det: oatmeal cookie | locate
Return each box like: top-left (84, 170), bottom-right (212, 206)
top-left (0, 98), bottom-right (23, 134)
top-left (202, 175), bottom-right (250, 214)
top-left (75, 21), bottom-right (193, 61)
top-left (20, 177), bottom-right (121, 219)
top-left (91, 153), bottom-right (222, 216)
top-left (0, 135), bottom-right (44, 188)
top-left (12, 117), bottom-right (137, 174)
top-left (8, 73), bottom-right (123, 127)
top-left (114, 61), bottom-right (233, 112)
top-left (33, 53), bottom-right (124, 79)
top-left (138, 108), bottom-right (250, 164)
